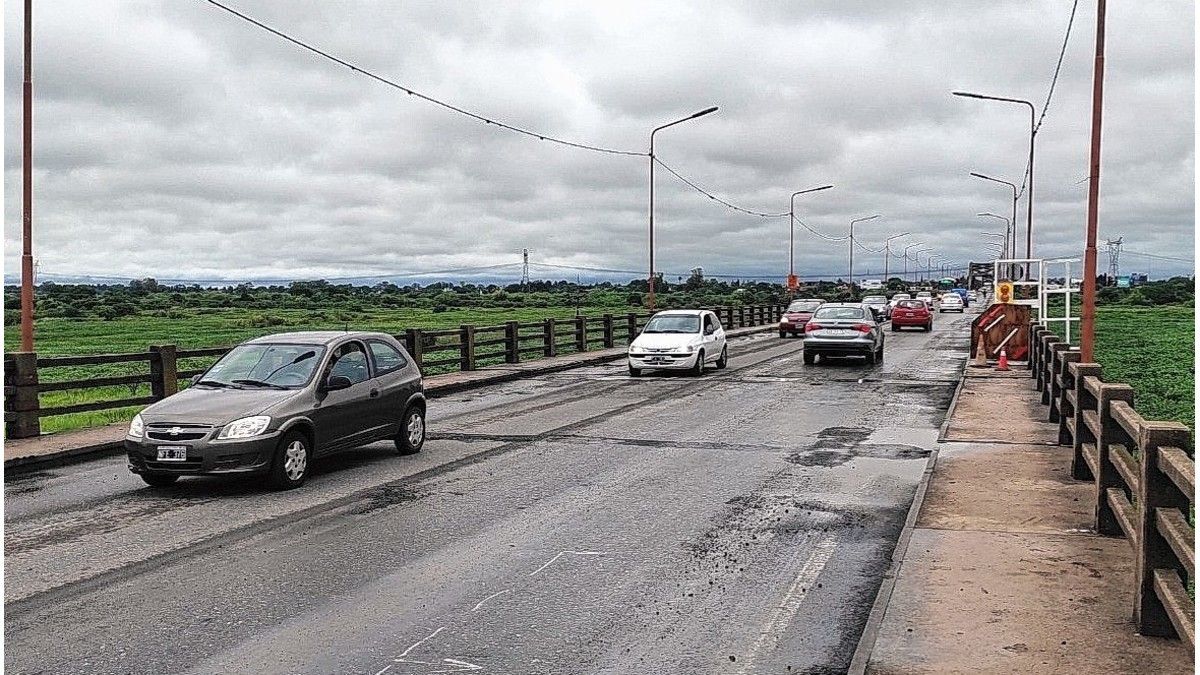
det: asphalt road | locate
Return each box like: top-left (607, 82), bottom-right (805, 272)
top-left (5, 311), bottom-right (973, 675)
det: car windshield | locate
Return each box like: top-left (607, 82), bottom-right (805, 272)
top-left (787, 301), bottom-right (821, 312)
top-left (893, 294), bottom-right (910, 300)
top-left (942, 294), bottom-right (960, 301)
top-left (642, 315), bottom-right (700, 333)
top-left (813, 307), bottom-right (867, 320)
top-left (897, 300), bottom-right (925, 309)
top-left (863, 297), bottom-right (886, 304)
top-left (200, 343), bottom-right (326, 388)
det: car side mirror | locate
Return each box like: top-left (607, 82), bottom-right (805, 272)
top-left (323, 375), bottom-right (353, 391)
top-left (190, 374), bottom-right (203, 386)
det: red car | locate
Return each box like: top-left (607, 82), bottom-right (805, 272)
top-left (779, 299), bottom-right (824, 338)
top-left (890, 299), bottom-right (933, 332)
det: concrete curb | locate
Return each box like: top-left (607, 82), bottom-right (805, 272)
top-left (847, 357), bottom-right (969, 674)
top-left (4, 324), bottom-right (776, 476)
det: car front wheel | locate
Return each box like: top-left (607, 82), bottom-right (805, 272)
top-left (396, 404), bottom-right (426, 455)
top-left (267, 429), bottom-right (311, 490)
top-left (690, 351), bottom-right (705, 377)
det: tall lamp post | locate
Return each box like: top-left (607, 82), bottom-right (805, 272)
top-left (970, 172), bottom-right (1018, 263)
top-left (881, 232), bottom-right (910, 283)
top-left (847, 214), bottom-right (880, 290)
top-left (953, 91), bottom-right (1036, 271)
top-left (788, 184), bottom-right (834, 291)
top-left (648, 106), bottom-right (718, 309)
top-left (902, 242), bottom-right (925, 282)
top-left (1080, 0), bottom-right (1107, 362)
top-left (20, 0), bottom-right (34, 352)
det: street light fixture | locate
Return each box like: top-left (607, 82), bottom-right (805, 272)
top-left (902, 242), bottom-right (925, 281)
top-left (953, 91), bottom-right (1036, 268)
top-left (788, 185), bottom-right (834, 291)
top-left (977, 213), bottom-right (1011, 258)
top-left (648, 106), bottom-right (718, 309)
top-left (848, 214), bottom-right (881, 289)
top-left (970, 172), bottom-right (1019, 264)
top-left (881, 232), bottom-right (910, 282)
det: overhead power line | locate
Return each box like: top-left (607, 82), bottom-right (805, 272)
top-left (1016, 0), bottom-right (1081, 198)
top-left (1121, 250), bottom-right (1194, 263)
top-left (792, 215), bottom-right (849, 242)
top-left (653, 158), bottom-right (788, 218)
top-left (203, 0), bottom-right (645, 157)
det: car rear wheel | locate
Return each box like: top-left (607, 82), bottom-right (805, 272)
top-left (396, 404), bottom-right (426, 455)
top-left (779, 330), bottom-right (787, 339)
top-left (267, 429), bottom-right (311, 490)
top-left (141, 473), bottom-right (179, 488)
top-left (803, 351), bottom-right (815, 365)
top-left (891, 324), bottom-right (900, 332)
top-left (690, 351), bottom-right (705, 377)
top-left (925, 322), bottom-right (932, 332)
top-left (876, 344), bottom-right (885, 362)
top-left (866, 349), bottom-right (877, 365)
top-left (715, 346), bottom-right (728, 369)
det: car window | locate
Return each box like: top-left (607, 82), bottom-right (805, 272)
top-left (863, 297), bottom-right (886, 303)
top-left (703, 314), bottom-right (714, 332)
top-left (328, 342), bottom-right (370, 385)
top-left (643, 314), bottom-right (700, 333)
top-left (368, 340), bottom-right (408, 375)
top-left (711, 314), bottom-right (723, 331)
top-left (202, 343), bottom-right (325, 388)
top-left (787, 301), bottom-right (822, 312)
top-left (813, 306), bottom-right (868, 320)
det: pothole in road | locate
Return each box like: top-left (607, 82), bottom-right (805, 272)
top-left (785, 426), bottom-right (929, 467)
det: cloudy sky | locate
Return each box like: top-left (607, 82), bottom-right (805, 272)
top-left (3, 0), bottom-right (1195, 284)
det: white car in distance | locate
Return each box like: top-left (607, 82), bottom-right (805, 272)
top-left (939, 293), bottom-right (965, 312)
top-left (628, 310), bottom-right (728, 377)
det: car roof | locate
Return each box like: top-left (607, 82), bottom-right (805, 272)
top-left (652, 309), bottom-right (708, 317)
top-left (817, 302), bottom-right (867, 308)
top-left (243, 331), bottom-right (396, 346)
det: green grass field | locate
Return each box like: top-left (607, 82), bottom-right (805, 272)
top-left (1091, 305), bottom-right (1194, 431)
top-left (5, 305), bottom-right (625, 434)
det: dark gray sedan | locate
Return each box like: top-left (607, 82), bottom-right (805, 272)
top-left (802, 303), bottom-right (885, 365)
top-left (125, 331), bottom-right (425, 489)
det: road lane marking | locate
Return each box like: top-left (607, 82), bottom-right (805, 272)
top-left (737, 536), bottom-right (838, 674)
top-left (529, 550), bottom-right (604, 576)
top-left (431, 657), bottom-right (484, 672)
top-left (470, 589), bottom-right (512, 612)
top-left (396, 626), bottom-right (445, 659)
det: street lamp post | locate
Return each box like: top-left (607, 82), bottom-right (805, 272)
top-left (20, 0), bottom-right (33, 352)
top-left (981, 232), bottom-right (1007, 259)
top-left (648, 106), bottom-right (718, 310)
top-left (970, 172), bottom-right (1019, 264)
top-left (848, 214), bottom-right (880, 290)
top-left (882, 232), bottom-right (910, 283)
top-left (978, 213), bottom-right (1011, 257)
top-left (1080, 0), bottom-right (1108, 362)
top-left (954, 91), bottom-right (1036, 271)
top-left (902, 242), bottom-right (925, 282)
top-left (788, 184), bottom-right (834, 292)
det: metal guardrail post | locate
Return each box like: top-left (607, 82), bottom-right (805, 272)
top-left (504, 321), bottom-right (520, 364)
top-left (1134, 422), bottom-right (1193, 637)
top-left (602, 314), bottom-right (614, 348)
top-left (459, 325), bottom-right (476, 371)
top-left (404, 329), bottom-right (424, 369)
top-left (543, 319), bottom-right (556, 357)
top-left (149, 345), bottom-right (179, 400)
top-left (4, 352), bottom-right (39, 438)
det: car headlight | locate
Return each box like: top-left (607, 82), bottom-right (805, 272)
top-left (217, 416), bottom-right (272, 440)
top-left (629, 345), bottom-right (646, 354)
top-left (128, 414), bottom-right (144, 439)
top-left (681, 344), bottom-right (697, 353)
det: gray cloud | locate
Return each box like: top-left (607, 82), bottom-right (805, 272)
top-left (4, 0), bottom-right (1194, 283)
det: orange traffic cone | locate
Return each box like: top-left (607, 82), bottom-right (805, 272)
top-left (972, 335), bottom-right (988, 368)
top-left (995, 349), bottom-right (1010, 371)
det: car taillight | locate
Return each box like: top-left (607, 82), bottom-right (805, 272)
top-left (805, 322), bottom-right (822, 332)
top-left (853, 324), bottom-right (873, 333)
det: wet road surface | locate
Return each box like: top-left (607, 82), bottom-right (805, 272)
top-left (5, 313), bottom-right (972, 674)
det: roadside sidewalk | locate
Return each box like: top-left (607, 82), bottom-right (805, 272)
top-left (3, 324), bottom-right (773, 472)
top-left (852, 367), bottom-right (1192, 673)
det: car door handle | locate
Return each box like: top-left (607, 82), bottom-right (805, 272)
top-left (369, 388), bottom-right (380, 398)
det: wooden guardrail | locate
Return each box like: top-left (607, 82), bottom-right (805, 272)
top-left (4, 304), bottom-right (783, 438)
top-left (1031, 321), bottom-right (1195, 650)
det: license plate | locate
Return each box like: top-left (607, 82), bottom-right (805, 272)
top-left (156, 446), bottom-right (187, 461)
top-left (823, 329), bottom-right (854, 336)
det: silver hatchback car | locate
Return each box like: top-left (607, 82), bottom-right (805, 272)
top-left (803, 303), bottom-right (885, 365)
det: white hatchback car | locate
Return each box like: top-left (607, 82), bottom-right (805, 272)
top-left (939, 293), bottom-right (965, 312)
top-left (628, 309), bottom-right (728, 377)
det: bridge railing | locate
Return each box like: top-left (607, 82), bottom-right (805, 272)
top-left (1032, 321), bottom-right (1195, 650)
top-left (4, 304), bottom-right (783, 439)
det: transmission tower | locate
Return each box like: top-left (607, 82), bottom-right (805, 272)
top-left (1104, 237), bottom-right (1123, 285)
top-left (521, 248), bottom-right (530, 288)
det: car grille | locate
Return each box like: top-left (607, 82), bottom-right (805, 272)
top-left (146, 424), bottom-right (213, 442)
